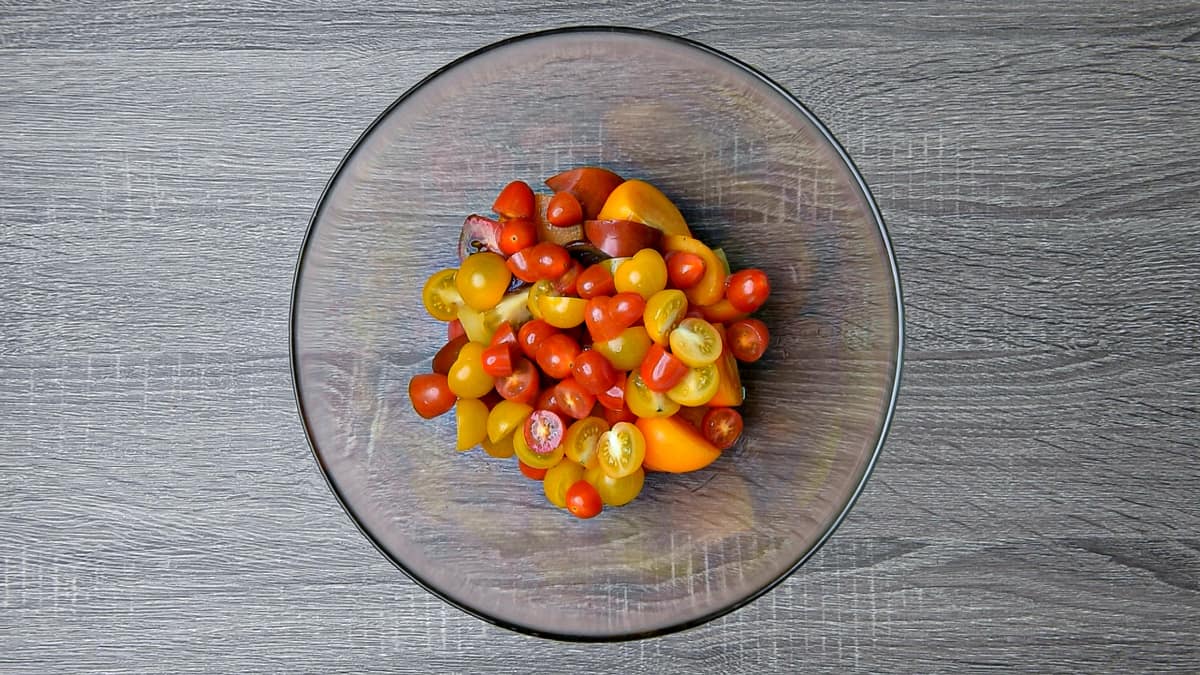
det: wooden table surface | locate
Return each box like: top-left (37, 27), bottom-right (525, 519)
top-left (3, 2), bottom-right (1198, 672)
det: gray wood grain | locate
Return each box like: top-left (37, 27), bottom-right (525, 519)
top-left (2, 1), bottom-right (1198, 672)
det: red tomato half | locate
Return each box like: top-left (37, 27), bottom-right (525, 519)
top-left (727, 318), bottom-right (770, 363)
top-left (702, 407), bottom-right (743, 450)
top-left (495, 357), bottom-right (539, 405)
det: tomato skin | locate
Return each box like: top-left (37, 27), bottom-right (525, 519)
top-left (596, 381), bottom-right (627, 411)
top-left (486, 399), bottom-right (533, 443)
top-left (519, 459), bottom-right (548, 480)
top-left (544, 461), bottom-right (587, 508)
top-left (553, 260), bottom-right (584, 296)
top-left (538, 296), bottom-right (588, 329)
top-left (493, 180), bottom-right (536, 219)
top-left (554, 377), bottom-right (597, 420)
top-left (432, 334), bottom-right (470, 375)
top-left (571, 349), bottom-right (618, 395)
top-left (498, 218), bottom-right (538, 255)
top-left (494, 357), bottom-right (540, 405)
top-left (565, 480), bottom-right (603, 518)
top-left (576, 264), bottom-right (616, 299)
top-left (446, 342), bottom-right (495, 399)
top-left (517, 319), bottom-right (560, 360)
top-left (456, 252), bottom-right (512, 311)
top-left (408, 373), bottom-right (456, 419)
top-left (536, 333), bottom-right (581, 380)
top-left (727, 318), bottom-right (769, 362)
top-left (447, 319), bottom-right (465, 341)
top-left (490, 322), bottom-right (518, 349)
top-left (529, 242), bottom-right (571, 280)
top-left (547, 191), bottom-right (584, 227)
top-left (639, 343), bottom-right (689, 392)
top-left (592, 325), bottom-right (652, 372)
top-left (666, 251), bottom-right (706, 289)
top-left (726, 268), bottom-right (771, 313)
top-left (702, 407), bottom-right (744, 450)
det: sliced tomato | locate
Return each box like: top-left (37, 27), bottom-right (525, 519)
top-left (447, 319), bottom-right (465, 341)
top-left (727, 318), bottom-right (769, 363)
top-left (699, 298), bottom-right (749, 323)
top-left (597, 421), bottom-right (646, 479)
top-left (543, 460), bottom-right (585, 508)
top-left (553, 259), bottom-right (584, 296)
top-left (547, 191), bottom-right (584, 227)
top-left (637, 414), bottom-right (722, 473)
top-left (639, 343), bottom-right (688, 392)
top-left (432, 334), bottom-right (470, 375)
top-left (495, 356), bottom-right (539, 405)
top-left (643, 289), bottom-right (688, 344)
top-left (666, 251), bottom-right (706, 289)
top-left (538, 296), bottom-right (588, 329)
top-left (596, 381), bottom-right (626, 411)
top-left (564, 416), bottom-right (609, 468)
top-left (668, 317), bottom-right (723, 368)
top-left (481, 343), bottom-right (514, 377)
top-left (486, 399), bottom-right (533, 443)
top-left (601, 402), bottom-right (638, 426)
top-left (554, 377), bottom-right (596, 420)
top-left (624, 371), bottom-right (681, 419)
top-left (661, 235), bottom-right (726, 307)
top-left (519, 459), bottom-right (549, 480)
top-left (702, 407), bottom-right (743, 450)
top-left (545, 167), bottom-right (625, 220)
top-left (666, 364), bottom-right (719, 407)
top-left (709, 323), bottom-right (744, 407)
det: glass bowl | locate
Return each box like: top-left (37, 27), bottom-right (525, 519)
top-left (291, 27), bottom-right (903, 641)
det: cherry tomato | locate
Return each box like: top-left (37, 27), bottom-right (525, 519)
top-left (554, 377), bottom-right (596, 420)
top-left (668, 318), bottom-right (723, 368)
top-left (547, 191), bottom-right (584, 227)
top-left (446, 342), bottom-right (495, 399)
top-left (456, 252), bottom-right (513, 311)
top-left (518, 319), bottom-right (560, 360)
top-left (486, 399), bottom-right (533, 443)
top-left (666, 251), bottom-right (706, 289)
top-left (408, 373), bottom-right (456, 419)
top-left (481, 343), bottom-right (514, 377)
top-left (447, 319), bottom-right (465, 341)
top-left (602, 403), bottom-right (638, 427)
top-left (526, 279), bottom-right (556, 320)
top-left (637, 415), bottom-right (721, 472)
top-left (596, 381), bottom-right (626, 411)
top-left (666, 364), bottom-right (719, 407)
top-left (535, 386), bottom-right (568, 418)
top-left (514, 415), bottom-right (565, 469)
top-left (597, 421), bottom-right (646, 479)
top-left (702, 407), bottom-right (743, 450)
top-left (727, 318), bottom-right (770, 363)
top-left (538, 296), bottom-right (588, 329)
top-left (518, 459), bottom-right (548, 480)
top-left (576, 264), bottom-right (616, 299)
top-left (506, 247), bottom-right (539, 283)
top-left (583, 464), bottom-right (644, 506)
top-left (624, 371), bottom-right (681, 419)
top-left (571, 349), bottom-right (618, 395)
top-left (592, 325), bottom-right (652, 372)
top-left (524, 410), bottom-right (567, 455)
top-left (662, 235), bottom-right (727, 307)
top-left (613, 248), bottom-right (668, 300)
top-left (535, 333), bottom-right (581, 379)
top-left (498, 217), bottom-right (538, 255)
top-left (585, 292), bottom-right (645, 342)
top-left (639, 343), bottom-right (689, 392)
top-left (455, 398), bottom-right (489, 450)
top-left (482, 433), bottom-right (515, 458)
top-left (566, 480), bottom-right (603, 519)
top-left (490, 322), bottom-right (518, 349)
top-left (493, 180), bottom-right (535, 219)
top-left (726, 268), bottom-right (771, 313)
top-left (529, 242), bottom-right (571, 280)
top-left (554, 260), bottom-right (584, 296)
top-left (642, 289), bottom-right (688, 345)
top-left (422, 269), bottom-right (463, 321)
top-left (544, 167), bottom-right (625, 220)
top-left (432, 334), bottom-right (470, 375)
top-left (494, 356), bottom-right (539, 405)
top-left (698, 298), bottom-right (749, 323)
top-left (544, 461), bottom-right (586, 508)
top-left (564, 416), bottom-right (609, 468)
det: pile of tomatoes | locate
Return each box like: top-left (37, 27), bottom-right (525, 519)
top-left (409, 168), bottom-right (771, 519)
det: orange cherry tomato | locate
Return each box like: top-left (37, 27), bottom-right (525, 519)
top-left (566, 480), bottom-right (603, 519)
top-left (498, 218), bottom-right (537, 255)
top-left (726, 268), bottom-right (771, 313)
top-left (639, 343), bottom-right (688, 392)
top-left (547, 191), bottom-right (584, 227)
top-left (535, 333), bottom-right (581, 380)
top-left (517, 319), bottom-right (560, 360)
top-left (576, 264), bottom-right (616, 299)
top-left (493, 180), bottom-right (535, 219)
top-left (408, 373), bottom-right (456, 419)
top-left (728, 318), bottom-right (770, 362)
top-left (666, 251), bottom-right (706, 289)
top-left (702, 407), bottom-right (743, 450)
top-left (637, 415), bottom-right (722, 473)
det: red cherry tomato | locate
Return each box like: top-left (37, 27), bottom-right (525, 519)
top-left (432, 334), bottom-right (469, 375)
top-left (447, 319), bottom-right (465, 341)
top-left (554, 260), bottom-right (584, 296)
top-left (536, 333), bottom-right (581, 380)
top-left (702, 407), bottom-right (743, 450)
top-left (639, 343), bottom-right (689, 392)
top-left (529, 242), bottom-right (571, 280)
top-left (572, 349), bottom-right (618, 395)
top-left (481, 343), bottom-right (514, 377)
top-left (727, 318), bottom-right (769, 363)
top-left (535, 386), bottom-right (568, 417)
top-left (666, 251), bottom-right (706, 289)
top-left (726, 268), bottom-right (770, 312)
top-left (518, 319), bottom-right (560, 360)
top-left (495, 357), bottom-right (539, 405)
top-left (565, 480), bottom-right (603, 519)
top-left (493, 180), bottom-right (535, 219)
top-left (506, 248), bottom-right (539, 283)
top-left (524, 410), bottom-right (567, 455)
top-left (596, 380), bottom-right (626, 411)
top-left (408, 373), bottom-right (456, 419)
top-left (555, 377), bottom-right (597, 420)
top-left (519, 460), bottom-right (548, 480)
top-left (547, 191), bottom-right (584, 227)
top-left (576, 264), bottom-right (616, 299)
top-left (585, 292), bottom-right (646, 342)
top-left (490, 322), bottom-right (518, 349)
top-left (498, 218), bottom-right (537, 256)
top-left (601, 403), bottom-right (637, 426)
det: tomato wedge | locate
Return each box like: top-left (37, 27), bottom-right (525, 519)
top-left (637, 415), bottom-right (722, 473)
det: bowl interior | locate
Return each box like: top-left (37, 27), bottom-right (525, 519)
top-left (292, 29), bottom-right (901, 640)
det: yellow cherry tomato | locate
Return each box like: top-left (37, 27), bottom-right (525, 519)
top-left (527, 279), bottom-right (556, 320)
top-left (513, 425), bottom-right (565, 469)
top-left (596, 179), bottom-right (691, 237)
top-left (599, 256), bottom-right (631, 276)
top-left (486, 399), bottom-right (533, 443)
top-left (456, 288), bottom-right (531, 344)
top-left (456, 252), bottom-right (512, 311)
top-left (666, 364), bottom-right (719, 406)
top-left (422, 269), bottom-right (462, 321)
top-left (662, 235), bottom-right (727, 307)
top-left (625, 371), bottom-right (681, 419)
top-left (543, 460), bottom-right (586, 508)
top-left (613, 248), bottom-right (668, 300)
top-left (643, 289), bottom-right (688, 344)
top-left (592, 326), bottom-right (652, 371)
top-left (564, 416), bottom-right (609, 469)
top-left (668, 317), bottom-right (723, 368)
top-left (481, 433), bottom-right (515, 458)
top-left (583, 464), bottom-right (645, 506)
top-left (446, 341), bottom-right (495, 399)
top-left (537, 296), bottom-right (588, 329)
top-left (455, 398), bottom-right (488, 451)
top-left (597, 421), bottom-right (647, 479)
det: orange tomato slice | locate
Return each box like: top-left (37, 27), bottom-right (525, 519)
top-left (636, 415), bottom-right (722, 473)
top-left (709, 323), bottom-right (744, 407)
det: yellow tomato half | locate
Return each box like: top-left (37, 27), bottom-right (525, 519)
top-left (597, 180), bottom-right (691, 237)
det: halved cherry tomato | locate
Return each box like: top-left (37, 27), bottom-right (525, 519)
top-left (524, 409), bottom-right (567, 456)
top-left (481, 343), bottom-right (514, 377)
top-left (728, 318), bottom-right (769, 363)
top-left (613, 248), bottom-right (668, 300)
top-left (456, 252), bottom-right (512, 311)
top-left (493, 180), bottom-right (535, 219)
top-left (518, 458), bottom-right (549, 480)
top-left (490, 322), bottom-right (518, 349)
top-left (637, 415), bottom-right (721, 472)
top-left (535, 333), bottom-right (581, 379)
top-left (554, 377), bottom-right (596, 420)
top-left (572, 349), bottom-right (618, 395)
top-left (662, 235), bottom-right (727, 307)
top-left (699, 298), bottom-right (749, 323)
top-left (529, 242), bottom-right (571, 280)
top-left (592, 325), bottom-right (652, 372)
top-left (601, 403), bottom-right (638, 427)
top-left (639, 343), bottom-right (688, 392)
top-left (666, 364), bottom-right (719, 407)
top-left (625, 371), bottom-right (681, 419)
top-left (709, 324), bottom-right (744, 407)
top-left (455, 398), bottom-right (489, 450)
top-left (585, 293), bottom-right (646, 342)
top-left (526, 279), bottom-right (556, 320)
top-left (726, 268), bottom-right (771, 313)
top-left (408, 373), bottom-right (456, 419)
top-left (596, 179), bottom-right (691, 237)
top-left (666, 251), bottom-right (706, 289)
top-left (583, 464), bottom-right (644, 506)
top-left (446, 341), bottom-right (495, 399)
top-left (515, 414), bottom-right (564, 469)
top-left (566, 480), bottom-right (603, 518)
top-left (456, 288), bottom-right (532, 345)
top-left (576, 264), bottom-right (616, 299)
top-left (643, 289), bottom-right (688, 344)
top-left (668, 318), bottom-right (723, 368)
top-left (596, 381), bottom-right (626, 411)
top-left (517, 319), bottom-right (559, 360)
top-left (447, 319), bottom-right (465, 341)
top-left (597, 421), bottom-right (646, 478)
top-left (486, 399), bottom-right (533, 443)
top-left (482, 433), bottom-right (515, 458)
top-left (432, 334), bottom-right (470, 375)
top-left (554, 260), bottom-right (584, 295)
top-left (547, 191), bottom-right (584, 227)
top-left (538, 296), bottom-right (588, 329)
top-left (564, 416), bottom-right (608, 468)
top-left (545, 167), bottom-right (624, 220)
top-left (702, 407), bottom-right (743, 450)
top-left (422, 269), bottom-right (462, 321)
top-left (543, 460), bottom-right (586, 508)
top-left (495, 357), bottom-right (539, 405)
top-left (535, 386), bottom-right (568, 418)
top-left (498, 217), bottom-right (537, 255)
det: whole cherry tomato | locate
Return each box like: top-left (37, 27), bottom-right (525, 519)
top-left (536, 333), bottom-right (581, 380)
top-left (408, 373), bottom-right (456, 419)
top-left (725, 268), bottom-right (771, 313)
top-left (493, 180), bottom-right (535, 219)
top-left (565, 480), bottom-right (603, 519)
top-left (529, 242), bottom-right (571, 280)
top-left (666, 251), bottom-right (706, 289)
top-left (518, 319), bottom-right (560, 360)
top-left (498, 218), bottom-right (537, 255)
top-left (576, 264), bottom-right (616, 299)
top-left (547, 191), bottom-right (584, 227)
top-left (572, 349), bottom-right (618, 395)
